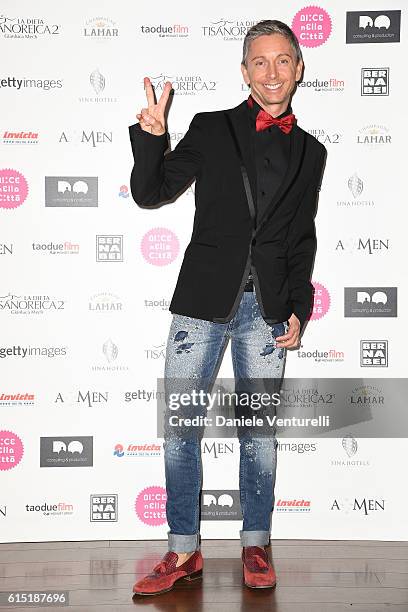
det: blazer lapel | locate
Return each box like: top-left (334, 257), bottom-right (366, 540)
top-left (227, 101), bottom-right (257, 222)
top-left (256, 124), bottom-right (306, 234)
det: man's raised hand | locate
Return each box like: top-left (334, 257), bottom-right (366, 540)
top-left (136, 77), bottom-right (172, 136)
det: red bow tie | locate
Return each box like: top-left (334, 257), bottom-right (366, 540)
top-left (247, 95), bottom-right (296, 134)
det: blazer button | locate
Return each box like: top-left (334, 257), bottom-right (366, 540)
top-left (251, 238), bottom-right (256, 246)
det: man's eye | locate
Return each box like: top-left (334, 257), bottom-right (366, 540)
top-left (255, 61), bottom-right (264, 66)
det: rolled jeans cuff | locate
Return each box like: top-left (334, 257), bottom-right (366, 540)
top-left (168, 531), bottom-right (200, 553)
top-left (240, 529), bottom-right (270, 547)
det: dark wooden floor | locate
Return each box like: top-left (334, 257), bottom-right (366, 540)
top-left (0, 539), bottom-right (408, 610)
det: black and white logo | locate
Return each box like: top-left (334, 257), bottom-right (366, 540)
top-left (96, 235), bottom-right (123, 261)
top-left (360, 340), bottom-right (388, 366)
top-left (90, 494), bottom-right (118, 521)
top-left (45, 177), bottom-right (98, 207)
top-left (361, 68), bottom-right (389, 96)
top-left (344, 287), bottom-right (397, 317)
top-left (40, 436), bottom-right (93, 467)
top-left (346, 11), bottom-right (401, 44)
top-left (201, 490), bottom-right (242, 520)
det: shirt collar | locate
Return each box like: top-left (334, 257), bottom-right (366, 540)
top-left (247, 94), bottom-right (293, 126)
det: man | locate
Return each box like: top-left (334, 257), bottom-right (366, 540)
top-left (129, 19), bottom-right (326, 596)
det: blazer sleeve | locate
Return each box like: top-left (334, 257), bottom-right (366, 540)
top-left (286, 144), bottom-right (327, 332)
top-left (128, 113), bottom-right (203, 206)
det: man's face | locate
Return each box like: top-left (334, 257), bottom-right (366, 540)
top-left (241, 33), bottom-right (303, 113)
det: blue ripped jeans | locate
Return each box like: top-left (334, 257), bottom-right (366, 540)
top-left (163, 286), bottom-right (288, 552)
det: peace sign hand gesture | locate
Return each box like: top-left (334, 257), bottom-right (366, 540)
top-left (136, 76), bottom-right (173, 136)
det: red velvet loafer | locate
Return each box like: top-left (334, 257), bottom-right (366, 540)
top-left (242, 545), bottom-right (277, 588)
top-left (132, 550), bottom-right (203, 596)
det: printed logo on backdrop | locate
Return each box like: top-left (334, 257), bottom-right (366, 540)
top-left (40, 437), bottom-right (93, 468)
top-left (202, 19), bottom-right (256, 41)
top-left (90, 495), bottom-right (118, 522)
top-left (1, 345), bottom-right (66, 359)
top-left (201, 491), bottom-right (242, 520)
top-left (295, 344), bottom-right (345, 364)
top-left (45, 177), bottom-right (98, 207)
top-left (0, 392), bottom-right (34, 406)
top-left (0, 74), bottom-right (63, 91)
top-left (361, 68), bottom-right (389, 96)
top-left (344, 287), bottom-right (397, 317)
top-left (54, 390), bottom-right (109, 408)
top-left (32, 241), bottom-right (80, 255)
top-left (140, 23), bottom-right (189, 38)
top-left (276, 498), bottom-right (311, 512)
top-left (298, 75), bottom-right (345, 93)
top-left (145, 342), bottom-right (166, 360)
top-left (357, 125), bottom-right (391, 148)
top-left (310, 281), bottom-right (330, 321)
top-left (335, 237), bottom-right (389, 255)
top-left (349, 383), bottom-right (384, 406)
top-left (360, 340), bottom-right (388, 367)
top-left (346, 11), bottom-right (401, 44)
top-left (0, 15), bottom-right (61, 39)
top-left (202, 441), bottom-right (234, 459)
top-left (0, 505), bottom-right (6, 518)
top-left (83, 17), bottom-right (119, 39)
top-left (331, 497), bottom-right (385, 514)
top-left (89, 293), bottom-right (123, 312)
top-left (0, 294), bottom-right (65, 315)
top-left (147, 74), bottom-right (217, 96)
top-left (337, 173), bottom-right (375, 208)
top-left (124, 389), bottom-right (160, 403)
top-left (330, 435), bottom-right (370, 468)
top-left (0, 168), bottom-right (28, 209)
top-left (26, 501), bottom-right (74, 517)
top-left (144, 296), bottom-right (170, 312)
top-left (1, 130), bottom-right (38, 145)
top-left (0, 431), bottom-right (24, 471)
top-left (96, 236), bottom-right (123, 261)
top-left (118, 185), bottom-right (129, 198)
top-left (291, 6), bottom-right (332, 48)
top-left (79, 68), bottom-right (118, 103)
top-left (113, 442), bottom-right (161, 458)
top-left (306, 128), bottom-right (341, 145)
top-left (135, 486), bottom-right (167, 526)
top-left (141, 228), bottom-right (179, 265)
top-left (0, 243), bottom-right (13, 255)
top-left (92, 338), bottom-right (129, 372)
top-left (59, 130), bottom-right (112, 147)
top-left (277, 441), bottom-right (317, 454)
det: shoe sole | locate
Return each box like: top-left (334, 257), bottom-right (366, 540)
top-left (132, 569), bottom-right (203, 596)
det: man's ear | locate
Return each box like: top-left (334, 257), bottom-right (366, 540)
top-left (241, 62), bottom-right (250, 86)
top-left (295, 60), bottom-right (304, 82)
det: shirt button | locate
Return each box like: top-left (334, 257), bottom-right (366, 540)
top-left (264, 158), bottom-right (270, 166)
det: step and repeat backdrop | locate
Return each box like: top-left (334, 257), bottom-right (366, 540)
top-left (1, 1), bottom-right (407, 542)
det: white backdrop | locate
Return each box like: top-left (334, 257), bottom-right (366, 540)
top-left (1, 0), bottom-right (407, 543)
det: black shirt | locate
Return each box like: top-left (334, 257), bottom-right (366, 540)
top-left (247, 95), bottom-right (292, 224)
top-left (246, 96), bottom-right (292, 284)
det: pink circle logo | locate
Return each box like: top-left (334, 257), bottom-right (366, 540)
top-left (0, 430), bottom-right (24, 471)
top-left (0, 169), bottom-right (28, 209)
top-left (310, 281), bottom-right (330, 321)
top-left (141, 227), bottom-right (179, 266)
top-left (135, 486), bottom-right (167, 526)
top-left (292, 6), bottom-right (332, 48)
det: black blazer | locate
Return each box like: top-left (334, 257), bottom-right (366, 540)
top-left (128, 99), bottom-right (327, 332)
